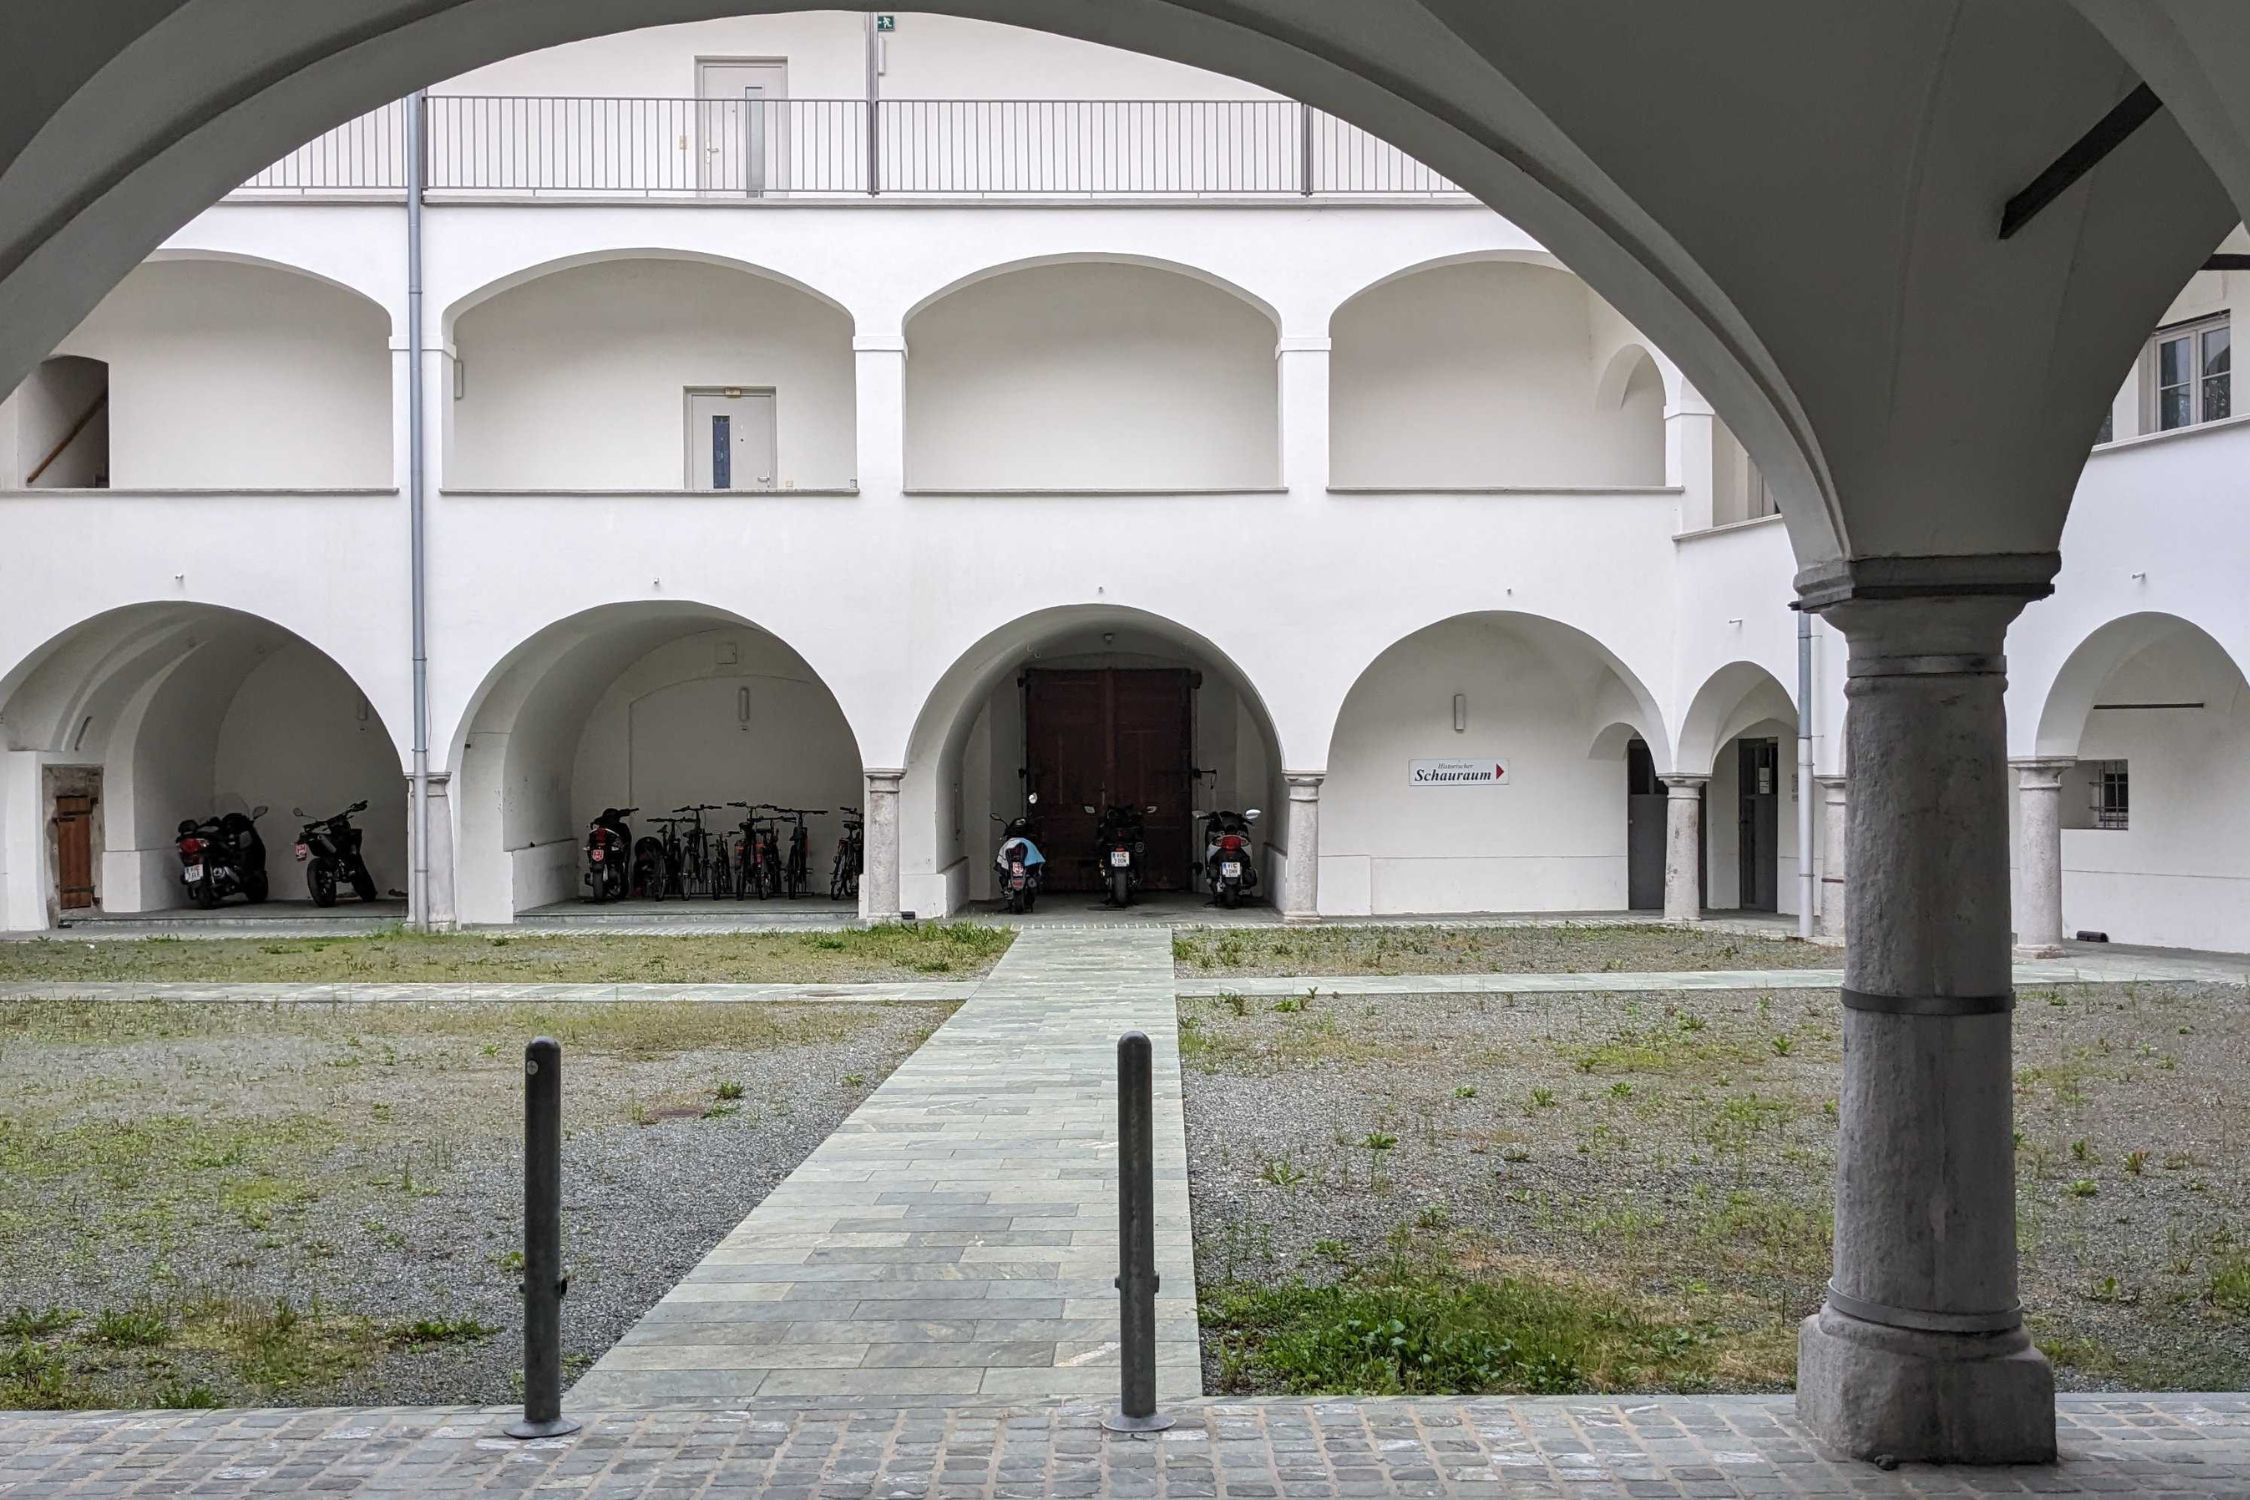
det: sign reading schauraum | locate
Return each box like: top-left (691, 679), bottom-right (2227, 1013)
top-left (1409, 756), bottom-right (1511, 787)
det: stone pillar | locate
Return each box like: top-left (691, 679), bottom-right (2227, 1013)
top-left (1794, 573), bottom-right (2055, 1465)
top-left (861, 768), bottom-right (903, 923)
top-left (418, 770), bottom-right (458, 930)
top-left (1660, 775), bottom-right (1705, 923)
top-left (1280, 773), bottom-right (1322, 922)
top-left (2011, 759), bottom-right (2072, 958)
top-left (1276, 336), bottom-right (1330, 495)
top-left (853, 334), bottom-right (907, 498)
top-left (1816, 775), bottom-right (1848, 942)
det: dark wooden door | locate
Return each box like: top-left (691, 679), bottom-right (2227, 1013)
top-left (1738, 738), bottom-right (1780, 911)
top-left (53, 794), bottom-right (95, 910)
top-left (1024, 668), bottom-right (1193, 892)
top-left (1624, 738), bottom-right (1665, 910)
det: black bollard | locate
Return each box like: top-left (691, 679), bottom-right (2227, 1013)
top-left (506, 1037), bottom-right (581, 1439)
top-left (1103, 1029), bottom-right (1172, 1433)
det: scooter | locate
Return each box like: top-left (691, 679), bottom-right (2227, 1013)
top-left (583, 806), bottom-right (635, 903)
top-left (176, 806), bottom-right (269, 908)
top-left (991, 793), bottom-right (1044, 914)
top-left (1084, 799), bottom-right (1157, 908)
top-left (1199, 807), bottom-right (1263, 909)
top-left (292, 801), bottom-right (378, 906)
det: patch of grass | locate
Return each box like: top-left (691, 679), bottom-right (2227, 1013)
top-left (0, 1339), bottom-right (83, 1408)
top-left (1172, 922), bottom-right (1830, 979)
top-left (0, 922), bottom-right (1012, 987)
top-left (714, 1080), bottom-right (746, 1102)
top-left (91, 1304), bottom-right (172, 1348)
top-left (0, 1308), bottom-right (73, 1339)
top-left (1203, 1252), bottom-right (1729, 1396)
top-left (2210, 1254), bottom-right (2250, 1314)
top-left (1258, 1157), bottom-right (1308, 1188)
top-left (384, 1315), bottom-right (498, 1347)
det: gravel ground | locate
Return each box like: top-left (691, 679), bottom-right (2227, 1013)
top-left (0, 998), bottom-right (953, 1408)
top-left (0, 924), bottom-right (1011, 986)
top-left (1181, 980), bottom-right (2250, 1394)
top-left (1172, 923), bottom-right (1833, 979)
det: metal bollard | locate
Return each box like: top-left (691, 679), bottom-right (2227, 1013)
top-left (506, 1037), bottom-right (581, 1439)
top-left (1103, 1029), bottom-right (1172, 1433)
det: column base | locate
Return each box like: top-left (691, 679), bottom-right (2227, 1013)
top-left (1797, 1305), bottom-right (2054, 1464)
top-left (1280, 912), bottom-right (1321, 926)
top-left (2012, 942), bottom-right (2063, 960)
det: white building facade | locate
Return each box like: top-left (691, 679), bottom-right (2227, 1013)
top-left (2, 14), bottom-right (2244, 953)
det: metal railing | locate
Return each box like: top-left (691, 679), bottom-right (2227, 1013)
top-left (236, 96), bottom-right (1464, 198)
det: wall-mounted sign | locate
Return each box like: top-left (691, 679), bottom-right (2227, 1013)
top-left (875, 13), bottom-right (897, 30)
top-left (1409, 756), bottom-right (1511, 787)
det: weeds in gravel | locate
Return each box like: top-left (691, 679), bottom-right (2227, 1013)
top-left (714, 1080), bottom-right (745, 1101)
top-left (0, 1308), bottom-right (73, 1338)
top-left (385, 1316), bottom-right (498, 1347)
top-left (1172, 923), bottom-right (1828, 979)
top-left (91, 1304), bottom-right (172, 1347)
top-left (2210, 1253), bottom-right (2250, 1313)
top-left (1258, 1157), bottom-right (1307, 1188)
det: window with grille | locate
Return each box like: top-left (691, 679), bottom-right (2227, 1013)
top-left (2093, 760), bottom-right (2129, 830)
top-left (2152, 314), bottom-right (2231, 432)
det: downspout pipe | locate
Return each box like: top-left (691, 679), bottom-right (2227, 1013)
top-left (407, 89), bottom-right (432, 931)
top-left (1796, 606), bottom-right (1815, 940)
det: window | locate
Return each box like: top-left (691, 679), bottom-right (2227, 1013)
top-left (2094, 408), bottom-right (2113, 446)
top-left (2093, 760), bottom-right (2129, 830)
top-left (2152, 314), bottom-right (2230, 431)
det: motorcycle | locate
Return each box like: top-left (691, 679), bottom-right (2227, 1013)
top-left (1199, 807), bottom-right (1263, 908)
top-left (291, 800), bottom-right (378, 906)
top-left (176, 806), bottom-right (269, 908)
top-left (583, 806), bottom-right (635, 903)
top-left (990, 793), bottom-right (1044, 914)
top-left (1083, 799), bottom-right (1158, 908)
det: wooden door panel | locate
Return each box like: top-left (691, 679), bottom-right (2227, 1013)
top-left (1109, 669), bottom-right (1192, 889)
top-left (1024, 668), bottom-right (1193, 893)
top-left (54, 793), bottom-right (95, 910)
top-left (1025, 670), bottom-right (1105, 891)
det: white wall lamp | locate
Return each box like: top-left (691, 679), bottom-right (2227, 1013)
top-left (737, 686), bottom-right (752, 732)
top-left (1452, 692), bottom-right (1468, 733)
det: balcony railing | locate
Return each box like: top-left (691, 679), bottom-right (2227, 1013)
top-left (237, 96), bottom-right (1465, 198)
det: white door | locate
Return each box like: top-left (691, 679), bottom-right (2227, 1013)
top-left (697, 61), bottom-right (787, 195)
top-left (687, 391), bottom-right (776, 491)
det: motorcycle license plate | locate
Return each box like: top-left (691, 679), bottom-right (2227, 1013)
top-left (294, 843), bottom-right (310, 861)
top-left (590, 848), bottom-right (604, 862)
top-left (184, 865), bottom-right (205, 883)
top-left (1110, 850), bottom-right (1131, 867)
top-left (1221, 861), bottom-right (1242, 878)
top-left (1010, 862), bottom-right (1026, 876)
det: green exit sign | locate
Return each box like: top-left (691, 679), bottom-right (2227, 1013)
top-left (875, 14), bottom-right (896, 31)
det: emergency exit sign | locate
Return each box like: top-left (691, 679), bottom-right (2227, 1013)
top-left (875, 14), bottom-right (896, 30)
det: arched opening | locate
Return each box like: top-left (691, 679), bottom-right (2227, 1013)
top-left (450, 602), bottom-right (863, 923)
top-left (448, 256), bottom-right (856, 491)
top-left (904, 260), bottom-right (1279, 490)
top-left (902, 605), bottom-right (1284, 916)
top-left (2032, 613), bottom-right (2250, 950)
top-left (37, 260), bottom-right (390, 488)
top-left (1329, 260), bottom-right (1666, 489)
top-left (0, 604), bottom-right (404, 928)
top-left (1677, 661), bottom-right (1800, 916)
top-left (11, 355), bottom-right (109, 487)
top-left (1322, 613), bottom-right (1665, 916)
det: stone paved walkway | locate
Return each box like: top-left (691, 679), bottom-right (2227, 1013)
top-left (4, 1395), bottom-right (2244, 1496)
top-left (570, 925), bottom-right (1199, 1409)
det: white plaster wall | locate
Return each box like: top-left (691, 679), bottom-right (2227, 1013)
top-left (904, 263), bottom-right (1277, 490)
top-left (55, 262), bottom-right (390, 488)
top-left (1330, 261), bottom-right (1665, 488)
top-left (2058, 636), bottom-right (2250, 949)
top-left (213, 640), bottom-right (408, 900)
top-left (1321, 617), bottom-right (1632, 915)
top-left (450, 259), bottom-right (855, 490)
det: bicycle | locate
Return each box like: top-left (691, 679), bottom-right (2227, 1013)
top-left (830, 805), bottom-right (863, 901)
top-left (650, 817), bottom-right (688, 898)
top-left (729, 802), bottom-right (781, 899)
top-left (771, 807), bottom-right (824, 898)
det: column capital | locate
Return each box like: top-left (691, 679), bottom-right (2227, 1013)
top-left (851, 334), bottom-right (907, 355)
top-left (1660, 773), bottom-right (1708, 792)
top-left (2008, 756), bottom-right (2075, 774)
top-left (1283, 771), bottom-right (1325, 793)
top-left (1274, 335), bottom-right (1331, 356)
top-left (863, 766), bottom-right (905, 787)
top-left (1792, 552), bottom-right (2058, 613)
top-left (1814, 773), bottom-right (1848, 791)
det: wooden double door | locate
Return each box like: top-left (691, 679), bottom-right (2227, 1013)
top-left (1023, 668), bottom-right (1194, 892)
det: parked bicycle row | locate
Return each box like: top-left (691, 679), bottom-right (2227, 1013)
top-left (583, 803), bottom-right (862, 903)
top-left (174, 802), bottom-right (382, 909)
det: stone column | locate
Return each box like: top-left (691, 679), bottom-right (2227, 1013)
top-left (1816, 775), bottom-right (1848, 942)
top-left (1276, 336), bottom-right (1330, 495)
top-left (1660, 775), bottom-right (1705, 923)
top-left (1280, 773), bottom-right (1323, 922)
top-left (2011, 759), bottom-right (2072, 958)
top-left (416, 771), bottom-right (458, 930)
top-left (1794, 572), bottom-right (2055, 1464)
top-left (861, 768), bottom-right (903, 923)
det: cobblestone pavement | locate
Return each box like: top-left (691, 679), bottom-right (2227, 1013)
top-left (570, 926), bottom-right (1199, 1409)
top-left (2, 1395), bottom-right (2243, 1496)
top-left (1172, 948), bottom-right (2250, 999)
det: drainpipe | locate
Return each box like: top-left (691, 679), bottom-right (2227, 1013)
top-left (1796, 607), bottom-right (1815, 940)
top-left (407, 89), bottom-right (433, 931)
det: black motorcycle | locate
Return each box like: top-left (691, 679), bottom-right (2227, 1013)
top-left (1200, 807), bottom-right (1263, 909)
top-left (583, 806), bottom-right (635, 903)
top-left (176, 806), bottom-right (269, 908)
top-left (1084, 800), bottom-right (1157, 907)
top-left (292, 801), bottom-right (377, 906)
